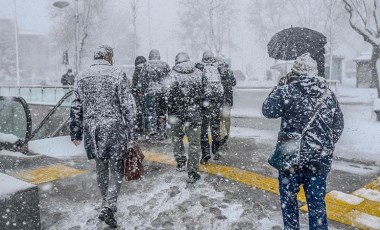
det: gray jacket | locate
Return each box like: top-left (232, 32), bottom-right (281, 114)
top-left (69, 59), bottom-right (136, 160)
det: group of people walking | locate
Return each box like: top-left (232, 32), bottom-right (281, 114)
top-left (69, 45), bottom-right (343, 229)
top-left (130, 49), bottom-right (236, 181)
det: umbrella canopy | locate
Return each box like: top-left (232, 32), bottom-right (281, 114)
top-left (267, 27), bottom-right (327, 61)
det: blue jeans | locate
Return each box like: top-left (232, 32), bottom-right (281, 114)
top-left (279, 171), bottom-right (328, 230)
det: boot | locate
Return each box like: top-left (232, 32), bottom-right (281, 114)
top-left (212, 141), bottom-right (221, 160)
top-left (100, 207), bottom-right (117, 228)
top-left (186, 171), bottom-right (201, 184)
top-left (176, 161), bottom-right (186, 172)
top-left (200, 153), bottom-right (211, 164)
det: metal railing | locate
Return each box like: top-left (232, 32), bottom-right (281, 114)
top-left (0, 86), bottom-right (73, 105)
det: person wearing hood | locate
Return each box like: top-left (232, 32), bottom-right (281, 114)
top-left (70, 45), bottom-right (137, 227)
top-left (196, 51), bottom-right (225, 164)
top-left (138, 49), bottom-right (171, 140)
top-left (131, 56), bottom-right (147, 133)
top-left (262, 53), bottom-right (344, 230)
top-left (168, 52), bottom-right (206, 183)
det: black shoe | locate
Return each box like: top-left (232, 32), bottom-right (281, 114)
top-left (219, 136), bottom-right (228, 147)
top-left (186, 172), bottom-right (201, 184)
top-left (100, 207), bottom-right (117, 228)
top-left (200, 154), bottom-right (211, 165)
top-left (176, 161), bottom-right (186, 172)
top-left (213, 153), bottom-right (221, 160)
top-left (98, 212), bottom-right (105, 221)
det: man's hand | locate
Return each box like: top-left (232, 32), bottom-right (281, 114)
top-left (72, 140), bottom-right (81, 146)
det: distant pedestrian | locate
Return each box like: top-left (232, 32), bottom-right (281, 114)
top-left (61, 69), bottom-right (75, 86)
top-left (196, 51), bottom-right (224, 164)
top-left (131, 56), bottom-right (147, 133)
top-left (138, 49), bottom-right (171, 140)
top-left (168, 52), bottom-right (206, 183)
top-left (70, 45), bottom-right (137, 228)
top-left (262, 53), bottom-right (344, 230)
top-left (218, 60), bottom-right (236, 147)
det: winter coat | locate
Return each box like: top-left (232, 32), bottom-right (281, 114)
top-left (138, 51), bottom-right (171, 95)
top-left (168, 61), bottom-right (206, 126)
top-left (220, 64), bottom-right (236, 107)
top-left (262, 75), bottom-right (344, 175)
top-left (61, 72), bottom-right (75, 86)
top-left (131, 63), bottom-right (145, 97)
top-left (70, 59), bottom-right (137, 160)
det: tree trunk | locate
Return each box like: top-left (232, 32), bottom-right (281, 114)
top-left (370, 46), bottom-right (380, 98)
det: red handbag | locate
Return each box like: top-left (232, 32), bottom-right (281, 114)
top-left (124, 143), bottom-right (144, 181)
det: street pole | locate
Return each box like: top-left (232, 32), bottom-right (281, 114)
top-left (148, 0), bottom-right (151, 50)
top-left (13, 0), bottom-right (20, 86)
top-left (329, 0), bottom-right (333, 81)
top-left (75, 0), bottom-right (80, 74)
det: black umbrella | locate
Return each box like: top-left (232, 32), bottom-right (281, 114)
top-left (267, 27), bottom-right (327, 61)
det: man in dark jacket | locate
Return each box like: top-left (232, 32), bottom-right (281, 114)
top-left (262, 53), bottom-right (344, 230)
top-left (138, 49), bottom-right (171, 140)
top-left (131, 56), bottom-right (147, 133)
top-left (219, 61), bottom-right (236, 146)
top-left (70, 45), bottom-right (137, 227)
top-left (61, 69), bottom-right (75, 86)
top-left (168, 52), bottom-right (206, 183)
top-left (196, 51), bottom-right (224, 164)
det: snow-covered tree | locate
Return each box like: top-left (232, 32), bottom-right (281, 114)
top-left (178, 0), bottom-right (236, 58)
top-left (343, 0), bottom-right (380, 97)
top-left (248, 0), bottom-right (347, 50)
top-left (50, 0), bottom-right (105, 71)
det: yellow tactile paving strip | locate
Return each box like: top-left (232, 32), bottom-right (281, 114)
top-left (13, 164), bottom-right (87, 185)
top-left (144, 151), bottom-right (380, 230)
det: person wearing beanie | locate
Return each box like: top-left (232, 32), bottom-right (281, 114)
top-left (195, 51), bottom-right (225, 164)
top-left (262, 53), bottom-right (344, 230)
top-left (70, 45), bottom-right (137, 227)
top-left (132, 56), bottom-right (147, 133)
top-left (168, 52), bottom-right (206, 183)
top-left (138, 49), bottom-right (171, 141)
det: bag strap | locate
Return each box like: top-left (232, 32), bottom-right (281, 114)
top-left (300, 90), bottom-right (328, 138)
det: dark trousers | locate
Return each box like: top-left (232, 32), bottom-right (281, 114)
top-left (143, 93), bottom-right (157, 133)
top-left (279, 171), bottom-right (328, 230)
top-left (135, 95), bottom-right (144, 132)
top-left (95, 158), bottom-right (124, 212)
top-left (201, 99), bottom-right (222, 158)
top-left (156, 92), bottom-right (167, 136)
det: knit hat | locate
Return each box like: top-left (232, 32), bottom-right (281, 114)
top-left (291, 53), bottom-right (318, 76)
top-left (135, 56), bottom-right (147, 66)
top-left (149, 49), bottom-right (161, 60)
top-left (202, 50), bottom-right (215, 62)
top-left (175, 52), bottom-right (190, 65)
top-left (94, 45), bottom-right (113, 59)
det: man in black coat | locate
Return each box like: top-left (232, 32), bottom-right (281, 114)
top-left (138, 49), bottom-right (171, 140)
top-left (262, 53), bottom-right (344, 230)
top-left (61, 69), bottom-right (75, 86)
top-left (168, 52), bottom-right (206, 183)
top-left (70, 45), bottom-right (137, 227)
top-left (131, 56), bottom-right (147, 133)
top-left (218, 61), bottom-right (236, 146)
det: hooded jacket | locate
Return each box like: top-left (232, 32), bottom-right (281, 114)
top-left (131, 56), bottom-right (147, 96)
top-left (168, 61), bottom-right (206, 126)
top-left (262, 54), bottom-right (344, 175)
top-left (69, 59), bottom-right (137, 160)
top-left (138, 50), bottom-right (171, 94)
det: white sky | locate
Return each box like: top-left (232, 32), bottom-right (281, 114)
top-left (0, 0), bottom-right (51, 34)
